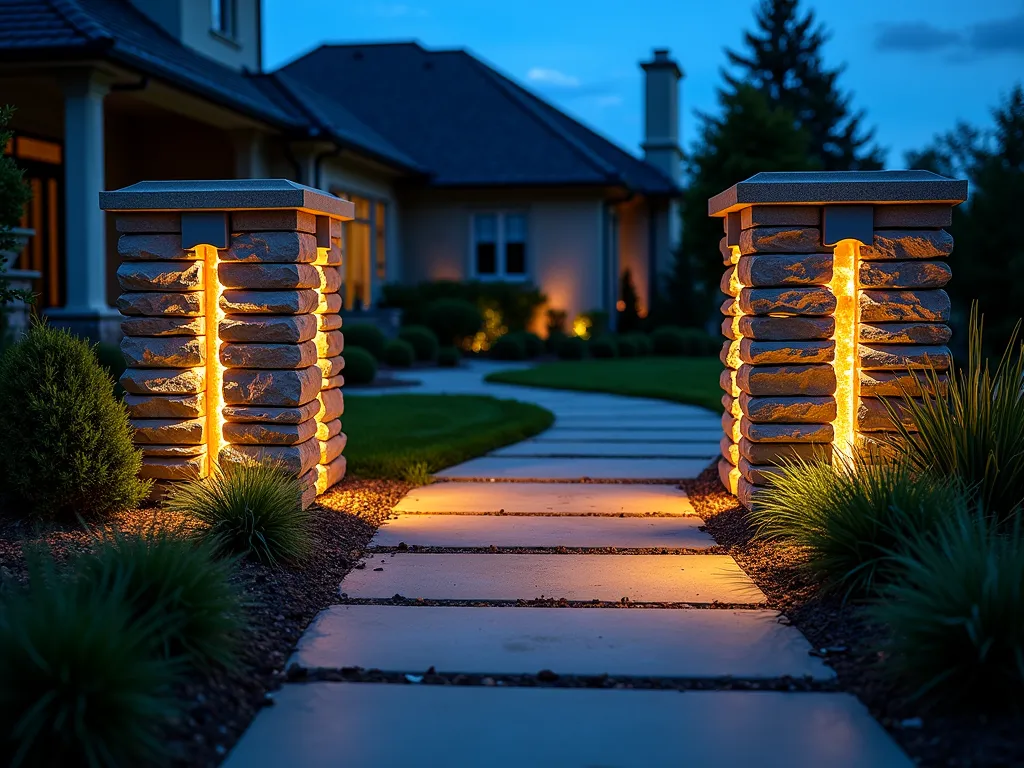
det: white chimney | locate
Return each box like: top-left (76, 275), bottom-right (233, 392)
top-left (640, 49), bottom-right (683, 184)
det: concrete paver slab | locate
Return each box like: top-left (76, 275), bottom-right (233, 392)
top-left (370, 514), bottom-right (715, 549)
top-left (225, 685), bottom-right (912, 768)
top-left (535, 427), bottom-right (724, 441)
top-left (491, 440), bottom-right (721, 458)
top-left (554, 416), bottom-right (722, 429)
top-left (341, 554), bottom-right (765, 604)
top-left (293, 605), bottom-right (833, 680)
top-left (437, 456), bottom-right (712, 480)
top-left (393, 483), bottom-right (696, 516)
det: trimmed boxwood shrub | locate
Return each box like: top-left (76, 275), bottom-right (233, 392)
top-left (383, 338), bottom-right (415, 368)
top-left (630, 333), bottom-right (654, 356)
top-left (615, 335), bottom-right (639, 358)
top-left (344, 346), bottom-right (377, 384)
top-left (437, 346), bottom-right (461, 367)
top-left (343, 323), bottom-right (386, 359)
top-left (398, 324), bottom-right (439, 362)
top-left (518, 331), bottom-right (544, 359)
top-left (491, 334), bottom-right (526, 361)
top-left (0, 324), bottom-right (149, 520)
top-left (590, 336), bottom-right (618, 359)
top-left (556, 336), bottom-right (587, 360)
top-left (651, 326), bottom-right (718, 356)
top-left (424, 298), bottom-right (482, 347)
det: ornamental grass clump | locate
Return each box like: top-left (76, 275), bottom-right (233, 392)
top-left (76, 530), bottom-right (244, 671)
top-left (752, 453), bottom-right (964, 598)
top-left (0, 323), bottom-right (149, 520)
top-left (871, 507), bottom-right (1024, 708)
top-left (163, 461), bottom-right (310, 567)
top-left (0, 553), bottom-right (179, 767)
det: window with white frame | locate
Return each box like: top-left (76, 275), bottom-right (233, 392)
top-left (211, 0), bottom-right (237, 38)
top-left (472, 212), bottom-right (527, 279)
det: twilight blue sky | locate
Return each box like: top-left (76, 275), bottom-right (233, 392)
top-left (264, 0), bottom-right (1024, 167)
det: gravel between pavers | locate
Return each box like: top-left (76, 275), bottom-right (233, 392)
top-left (0, 477), bottom-right (409, 768)
top-left (683, 463), bottom-right (1024, 768)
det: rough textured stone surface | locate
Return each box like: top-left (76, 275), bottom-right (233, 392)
top-left (737, 253), bottom-right (832, 287)
top-left (739, 394), bottom-right (836, 424)
top-left (315, 239), bottom-right (343, 266)
top-left (117, 233), bottom-right (194, 261)
top-left (124, 393), bottom-right (205, 419)
top-left (739, 438), bottom-right (831, 465)
top-left (116, 213), bottom-right (181, 233)
top-left (120, 367), bottom-right (205, 395)
top-left (316, 265), bottom-right (342, 293)
top-left (741, 421), bottom-right (834, 443)
top-left (736, 364), bottom-right (837, 396)
top-left (317, 292), bottom-right (342, 315)
top-left (722, 412), bottom-right (740, 442)
top-left (738, 287), bottom-right (836, 316)
top-left (231, 210), bottom-right (316, 233)
top-left (118, 291), bottom-right (204, 316)
top-left (720, 266), bottom-right (740, 297)
top-left (130, 418), bottom-right (206, 445)
top-left (116, 261), bottom-right (203, 292)
top-left (860, 370), bottom-right (948, 398)
top-left (220, 289), bottom-right (318, 315)
top-left (737, 476), bottom-right (761, 510)
top-left (720, 340), bottom-right (740, 369)
top-left (721, 457), bottom-right (741, 496)
top-left (874, 204), bottom-right (952, 228)
top-left (220, 340), bottom-right (319, 369)
top-left (860, 290), bottom-right (950, 322)
top-left (323, 373), bottom-right (344, 390)
top-left (222, 231), bottom-right (317, 263)
top-left (317, 354), bottom-right (345, 378)
top-left (139, 455), bottom-right (207, 480)
top-left (720, 436), bottom-right (740, 465)
top-left (719, 368), bottom-right (739, 397)
top-left (121, 316), bottom-right (204, 337)
top-left (738, 315), bottom-right (835, 341)
top-left (722, 393), bottom-right (741, 419)
top-left (739, 226), bottom-right (821, 254)
top-left (316, 330), bottom-right (345, 358)
top-left (222, 419), bottom-right (317, 446)
top-left (140, 444), bottom-right (206, 457)
top-left (859, 344), bottom-right (951, 371)
top-left (223, 366), bottom-right (321, 406)
top-left (721, 316), bottom-right (740, 340)
top-left (220, 437), bottom-right (320, 476)
top-left (739, 457), bottom-right (786, 486)
top-left (318, 388), bottom-right (344, 422)
top-left (720, 297), bottom-right (741, 316)
top-left (222, 400), bottom-right (320, 424)
top-left (120, 335), bottom-right (204, 368)
top-left (318, 313), bottom-right (343, 332)
top-left (858, 260), bottom-right (951, 289)
top-left (320, 433), bottom-right (347, 464)
top-left (739, 339), bottom-right (835, 365)
top-left (860, 230), bottom-right (953, 260)
top-left (859, 322), bottom-right (951, 345)
top-left (317, 418), bottom-right (342, 441)
top-left (316, 454), bottom-right (347, 494)
top-left (719, 236), bottom-right (733, 265)
top-left (858, 397), bottom-right (920, 432)
top-left (218, 262), bottom-right (320, 290)
top-left (741, 205), bottom-right (820, 229)
top-left (219, 314), bottom-right (318, 343)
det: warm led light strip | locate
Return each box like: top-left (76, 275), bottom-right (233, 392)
top-left (830, 240), bottom-right (859, 460)
top-left (201, 244), bottom-right (224, 475)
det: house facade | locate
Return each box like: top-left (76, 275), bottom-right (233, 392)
top-left (1, 0), bottom-right (682, 342)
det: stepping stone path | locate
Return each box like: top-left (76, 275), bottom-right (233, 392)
top-left (226, 365), bottom-right (912, 767)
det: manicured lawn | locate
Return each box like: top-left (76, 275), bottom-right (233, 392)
top-left (343, 394), bottom-right (554, 479)
top-left (485, 357), bottom-right (722, 412)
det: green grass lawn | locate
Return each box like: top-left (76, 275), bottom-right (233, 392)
top-left (485, 357), bottom-right (722, 412)
top-left (342, 394), bottom-right (554, 479)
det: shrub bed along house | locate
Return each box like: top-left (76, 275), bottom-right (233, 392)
top-left (343, 346), bottom-right (378, 384)
top-left (398, 324), bottom-right (439, 362)
top-left (382, 338), bottom-right (415, 368)
top-left (342, 322), bottom-right (387, 360)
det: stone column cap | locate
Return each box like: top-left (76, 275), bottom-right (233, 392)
top-left (100, 179), bottom-right (354, 220)
top-left (709, 170), bottom-right (968, 217)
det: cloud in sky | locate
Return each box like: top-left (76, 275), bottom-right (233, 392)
top-left (526, 67), bottom-right (581, 88)
top-left (874, 8), bottom-right (1024, 56)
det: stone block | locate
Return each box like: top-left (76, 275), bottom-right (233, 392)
top-left (120, 335), bottom-right (205, 368)
top-left (219, 314), bottom-right (318, 344)
top-left (316, 454), bottom-right (347, 494)
top-left (220, 437), bottom-right (321, 476)
top-left (218, 262), bottom-right (321, 290)
top-left (738, 438), bottom-right (831, 465)
top-left (222, 418), bottom-right (318, 446)
top-left (118, 291), bottom-right (204, 317)
top-left (736, 476), bottom-right (761, 510)
top-left (116, 261), bottom-right (203, 292)
top-left (720, 297), bottom-right (741, 316)
top-left (220, 340), bottom-right (319, 370)
top-left (720, 266), bottom-right (740, 297)
top-left (860, 230), bottom-right (953, 260)
top-left (320, 433), bottom-right (347, 464)
top-left (859, 344), bottom-right (951, 371)
top-left (120, 367), bottom-right (205, 395)
top-left (317, 292), bottom-right (343, 315)
top-left (737, 315), bottom-right (835, 341)
top-left (131, 418), bottom-right (206, 445)
top-left (139, 454), bottom-right (207, 481)
top-left (718, 457), bottom-right (740, 496)
top-left (739, 393), bottom-right (836, 424)
top-left (741, 421), bottom-right (833, 443)
top-left (318, 313), bottom-right (343, 332)
top-left (316, 265), bottom-right (342, 294)
top-left (317, 355), bottom-right (345, 378)
top-left (318, 388), bottom-right (345, 422)
top-left (860, 290), bottom-right (950, 323)
top-left (330, 218), bottom-right (343, 239)
top-left (118, 233), bottom-right (194, 261)
top-left (736, 253), bottom-right (832, 287)
top-left (124, 393), bottom-right (205, 419)
top-left (858, 397), bottom-right (920, 432)
top-left (719, 436), bottom-right (739, 466)
top-left (231, 210), bottom-right (316, 233)
top-left (722, 393), bottom-right (742, 419)
top-left (739, 226), bottom-right (821, 254)
top-left (222, 231), bottom-right (318, 263)
top-left (736, 364), bottom-right (837, 396)
top-left (873, 204), bottom-right (952, 229)
top-left (121, 316), bottom-right (205, 337)
top-left (317, 418), bottom-right (343, 441)
top-left (740, 205), bottom-right (820, 229)
top-left (718, 236), bottom-right (732, 265)
top-left (738, 287), bottom-right (836, 316)
top-left (222, 400), bottom-right (321, 424)
top-left (721, 316), bottom-right (740, 340)
top-left (315, 239), bottom-right (343, 266)
top-left (223, 365), bottom-right (322, 406)
top-left (141, 444), bottom-right (206, 457)
top-left (719, 368), bottom-right (739, 398)
top-left (739, 339), bottom-right (835, 365)
top-left (720, 340), bottom-right (740, 369)
top-left (323, 374), bottom-right (345, 390)
top-left (722, 412), bottom-right (741, 442)
top-left (739, 457), bottom-right (786, 487)
top-left (316, 330), bottom-right (345, 358)
top-left (858, 260), bottom-right (951, 289)
top-left (860, 370), bottom-right (947, 397)
top-left (859, 322), bottom-right (951, 345)
top-left (220, 289), bottom-right (318, 315)
top-left (116, 213), bottom-right (181, 233)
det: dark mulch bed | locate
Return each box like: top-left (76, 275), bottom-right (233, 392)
top-left (0, 477), bottom-right (409, 768)
top-left (683, 465), bottom-right (1024, 768)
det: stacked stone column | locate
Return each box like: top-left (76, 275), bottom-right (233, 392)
top-left (102, 180), bottom-right (354, 509)
top-left (709, 172), bottom-right (967, 509)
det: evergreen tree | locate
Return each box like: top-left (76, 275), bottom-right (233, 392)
top-left (0, 106), bottom-right (32, 307)
top-left (725, 0), bottom-right (884, 170)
